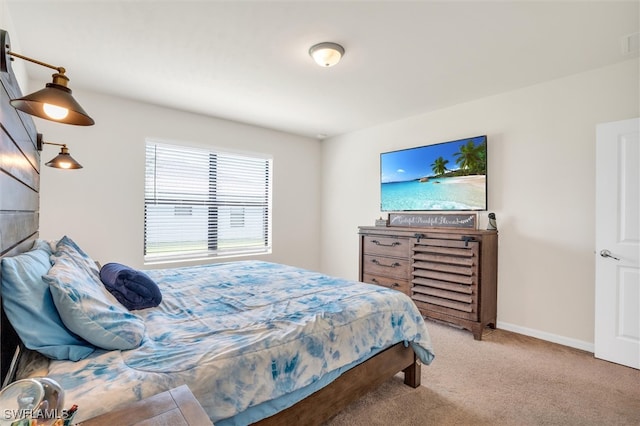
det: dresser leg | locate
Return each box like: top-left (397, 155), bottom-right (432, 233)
top-left (472, 324), bottom-right (483, 340)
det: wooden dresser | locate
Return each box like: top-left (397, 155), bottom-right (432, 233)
top-left (358, 226), bottom-right (498, 340)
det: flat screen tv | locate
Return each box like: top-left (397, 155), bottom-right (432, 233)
top-left (380, 135), bottom-right (487, 211)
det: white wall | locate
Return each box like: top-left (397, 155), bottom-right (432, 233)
top-left (36, 90), bottom-right (322, 272)
top-left (0, 1), bottom-right (27, 88)
top-left (320, 59), bottom-right (639, 349)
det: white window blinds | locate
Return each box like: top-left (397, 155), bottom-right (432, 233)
top-left (144, 141), bottom-right (272, 262)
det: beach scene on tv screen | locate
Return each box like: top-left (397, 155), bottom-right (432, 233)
top-left (381, 136), bottom-right (487, 211)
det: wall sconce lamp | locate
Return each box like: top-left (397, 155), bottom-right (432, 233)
top-left (309, 42), bottom-right (345, 67)
top-left (36, 133), bottom-right (83, 169)
top-left (0, 29), bottom-right (94, 126)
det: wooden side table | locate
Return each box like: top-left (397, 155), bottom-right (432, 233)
top-left (78, 385), bottom-right (213, 426)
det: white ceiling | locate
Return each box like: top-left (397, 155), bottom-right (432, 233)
top-left (5, 1), bottom-right (639, 139)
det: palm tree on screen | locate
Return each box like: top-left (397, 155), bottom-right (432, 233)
top-left (454, 141), bottom-right (483, 175)
top-left (431, 156), bottom-right (449, 176)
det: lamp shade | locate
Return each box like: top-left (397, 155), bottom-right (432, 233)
top-left (10, 74), bottom-right (94, 126)
top-left (309, 42), bottom-right (344, 67)
top-left (45, 146), bottom-right (83, 169)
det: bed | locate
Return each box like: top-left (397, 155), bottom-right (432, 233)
top-left (0, 28), bottom-right (434, 425)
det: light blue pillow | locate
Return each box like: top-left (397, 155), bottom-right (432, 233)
top-left (1, 244), bottom-right (95, 361)
top-left (44, 237), bottom-right (146, 351)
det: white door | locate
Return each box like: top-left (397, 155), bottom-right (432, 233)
top-left (595, 117), bottom-right (640, 369)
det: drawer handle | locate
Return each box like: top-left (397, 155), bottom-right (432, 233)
top-left (371, 240), bottom-right (400, 247)
top-left (462, 236), bottom-right (476, 247)
top-left (371, 259), bottom-right (401, 268)
top-left (370, 278), bottom-right (400, 288)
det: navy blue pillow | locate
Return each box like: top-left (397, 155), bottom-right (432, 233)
top-left (99, 263), bottom-right (162, 311)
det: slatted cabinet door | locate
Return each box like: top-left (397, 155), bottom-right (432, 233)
top-left (411, 238), bottom-right (480, 322)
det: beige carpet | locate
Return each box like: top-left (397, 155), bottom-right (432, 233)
top-left (327, 320), bottom-right (640, 426)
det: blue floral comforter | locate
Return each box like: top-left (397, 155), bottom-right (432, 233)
top-left (46, 261), bottom-right (434, 424)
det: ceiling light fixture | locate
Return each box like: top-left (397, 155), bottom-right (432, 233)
top-left (37, 133), bottom-right (83, 169)
top-left (0, 29), bottom-right (94, 126)
top-left (309, 42), bottom-right (345, 67)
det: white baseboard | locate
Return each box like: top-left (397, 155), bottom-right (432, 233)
top-left (496, 321), bottom-right (595, 353)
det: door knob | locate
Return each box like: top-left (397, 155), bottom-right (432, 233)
top-left (600, 249), bottom-right (620, 261)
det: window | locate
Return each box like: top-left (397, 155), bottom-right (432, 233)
top-left (144, 140), bottom-right (272, 262)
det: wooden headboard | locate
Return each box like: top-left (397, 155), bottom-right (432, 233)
top-left (0, 28), bottom-right (40, 386)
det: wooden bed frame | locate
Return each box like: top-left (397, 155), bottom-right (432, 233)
top-left (0, 28), bottom-right (421, 424)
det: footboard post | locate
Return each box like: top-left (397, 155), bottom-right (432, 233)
top-left (403, 354), bottom-right (421, 388)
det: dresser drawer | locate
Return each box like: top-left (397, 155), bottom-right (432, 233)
top-left (363, 273), bottom-right (411, 296)
top-left (362, 254), bottom-right (410, 279)
top-left (362, 235), bottom-right (411, 257)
